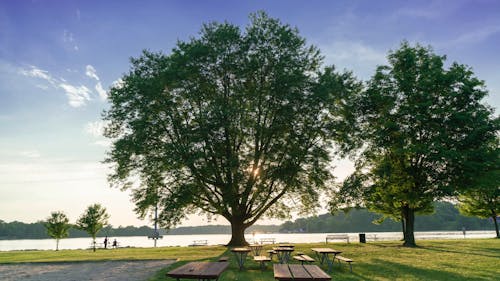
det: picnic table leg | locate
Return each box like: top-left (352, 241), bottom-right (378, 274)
top-left (326, 253), bottom-right (337, 273)
top-left (233, 252), bottom-right (247, 270)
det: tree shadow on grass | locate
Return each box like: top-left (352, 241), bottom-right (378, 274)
top-left (421, 245), bottom-right (500, 258)
top-left (357, 259), bottom-right (496, 281)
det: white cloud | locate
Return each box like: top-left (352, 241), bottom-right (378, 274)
top-left (85, 65), bottom-right (100, 81)
top-left (95, 82), bottom-right (107, 100)
top-left (59, 83), bottom-right (91, 108)
top-left (19, 65), bottom-right (57, 86)
top-left (20, 150), bottom-right (41, 158)
top-left (19, 65), bottom-right (99, 107)
top-left (111, 78), bottom-right (124, 89)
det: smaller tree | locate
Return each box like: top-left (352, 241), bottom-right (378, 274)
top-left (76, 204), bottom-right (109, 251)
top-left (44, 211), bottom-right (70, 251)
top-left (458, 143), bottom-right (499, 238)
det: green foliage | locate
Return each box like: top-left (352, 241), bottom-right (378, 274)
top-left (332, 41), bottom-right (499, 247)
top-left (75, 204), bottom-right (109, 251)
top-left (103, 11), bottom-right (360, 245)
top-left (44, 211), bottom-right (70, 250)
top-left (280, 201), bottom-right (493, 233)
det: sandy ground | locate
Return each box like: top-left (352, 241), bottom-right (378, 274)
top-left (0, 260), bottom-right (175, 281)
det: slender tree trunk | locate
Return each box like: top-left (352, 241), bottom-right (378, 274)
top-left (492, 209), bottom-right (499, 238)
top-left (92, 238), bottom-right (96, 252)
top-left (56, 238), bottom-right (59, 251)
top-left (401, 216), bottom-right (406, 241)
top-left (227, 218), bottom-right (249, 246)
top-left (402, 205), bottom-right (416, 247)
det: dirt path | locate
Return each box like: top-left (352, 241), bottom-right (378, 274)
top-left (0, 259), bottom-right (175, 281)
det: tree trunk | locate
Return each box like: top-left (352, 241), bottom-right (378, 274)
top-left (92, 238), bottom-right (96, 252)
top-left (401, 216), bottom-right (406, 241)
top-left (402, 205), bottom-right (416, 247)
top-left (56, 238), bottom-right (59, 251)
top-left (227, 218), bottom-right (249, 246)
top-left (492, 209), bottom-right (499, 238)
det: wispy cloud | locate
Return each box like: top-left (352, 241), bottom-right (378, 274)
top-left (63, 29), bottom-right (79, 51)
top-left (447, 25), bottom-right (500, 47)
top-left (85, 65), bottom-right (100, 81)
top-left (59, 83), bottom-right (91, 108)
top-left (95, 82), bottom-right (107, 100)
top-left (320, 41), bottom-right (387, 79)
top-left (19, 65), bottom-right (111, 107)
top-left (19, 65), bottom-right (57, 86)
top-left (392, 0), bottom-right (463, 20)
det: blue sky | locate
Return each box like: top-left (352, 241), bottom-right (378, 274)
top-left (0, 0), bottom-right (498, 227)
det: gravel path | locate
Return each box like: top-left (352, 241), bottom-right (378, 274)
top-left (0, 260), bottom-right (175, 281)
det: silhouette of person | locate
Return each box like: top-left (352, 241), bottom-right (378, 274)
top-left (104, 236), bottom-right (108, 249)
top-left (112, 239), bottom-right (118, 248)
top-left (462, 226), bottom-right (466, 238)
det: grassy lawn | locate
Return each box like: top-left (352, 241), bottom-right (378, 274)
top-left (1, 239), bottom-right (499, 280)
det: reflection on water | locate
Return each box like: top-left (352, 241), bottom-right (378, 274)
top-left (0, 231), bottom-right (495, 251)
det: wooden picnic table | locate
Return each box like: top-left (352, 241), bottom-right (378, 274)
top-left (274, 264), bottom-right (331, 281)
top-left (231, 247), bottom-right (251, 270)
top-left (273, 247), bottom-right (295, 264)
top-left (311, 248), bottom-right (342, 272)
top-left (167, 261), bottom-right (229, 281)
top-left (248, 244), bottom-right (263, 256)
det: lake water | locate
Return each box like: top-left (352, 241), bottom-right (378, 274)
top-left (0, 230), bottom-right (495, 251)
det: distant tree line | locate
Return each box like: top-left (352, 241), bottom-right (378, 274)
top-left (0, 221), bottom-right (155, 240)
top-left (280, 202), bottom-right (494, 233)
top-left (1, 202), bottom-right (493, 240)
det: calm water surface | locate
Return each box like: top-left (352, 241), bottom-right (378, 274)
top-left (0, 231), bottom-right (495, 251)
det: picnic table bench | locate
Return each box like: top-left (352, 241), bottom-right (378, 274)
top-left (189, 240), bottom-right (208, 246)
top-left (293, 254), bottom-right (315, 264)
top-left (274, 264), bottom-right (330, 281)
top-left (325, 234), bottom-right (349, 243)
top-left (335, 256), bottom-right (354, 272)
top-left (167, 261), bottom-right (229, 281)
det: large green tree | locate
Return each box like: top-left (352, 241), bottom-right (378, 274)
top-left (44, 211), bottom-right (71, 251)
top-left (76, 203), bottom-right (109, 251)
top-left (331, 42), bottom-right (499, 247)
top-left (103, 12), bottom-right (360, 245)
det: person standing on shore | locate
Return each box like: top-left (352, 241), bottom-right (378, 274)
top-left (103, 236), bottom-right (108, 249)
top-left (462, 227), bottom-right (466, 238)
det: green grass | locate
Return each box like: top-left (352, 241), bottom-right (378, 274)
top-left (1, 239), bottom-right (499, 280)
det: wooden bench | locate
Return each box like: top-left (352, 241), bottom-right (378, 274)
top-left (335, 256), bottom-right (353, 272)
top-left (260, 238), bottom-right (276, 244)
top-left (254, 255), bottom-right (272, 270)
top-left (293, 254), bottom-right (315, 264)
top-left (189, 240), bottom-right (208, 246)
top-left (325, 234), bottom-right (349, 243)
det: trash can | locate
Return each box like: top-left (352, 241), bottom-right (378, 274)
top-left (359, 233), bottom-right (366, 243)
